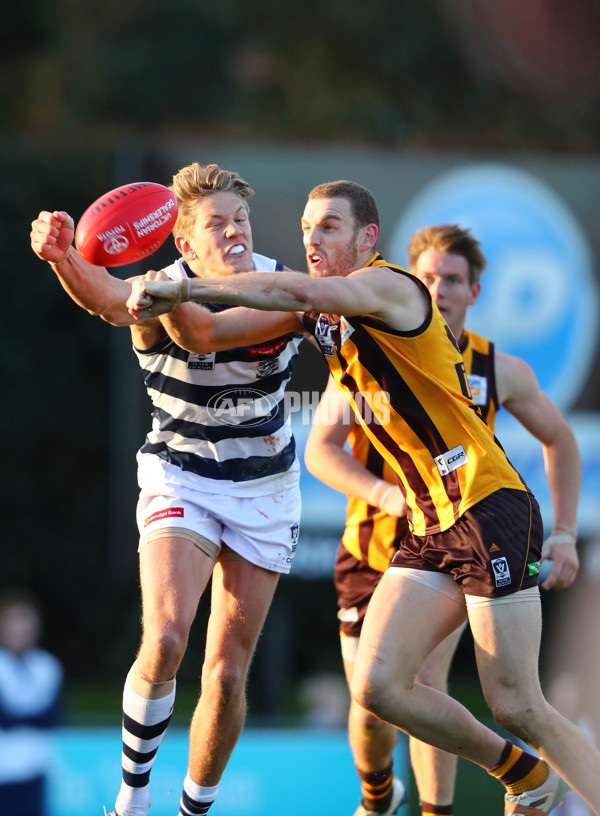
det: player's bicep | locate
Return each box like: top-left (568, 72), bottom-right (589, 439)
top-left (499, 355), bottom-right (566, 443)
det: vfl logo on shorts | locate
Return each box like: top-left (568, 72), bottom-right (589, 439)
top-left (491, 556), bottom-right (511, 588)
top-left (290, 523), bottom-right (299, 543)
top-left (434, 445), bottom-right (469, 477)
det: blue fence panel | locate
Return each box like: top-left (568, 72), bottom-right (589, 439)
top-left (47, 727), bottom-right (408, 816)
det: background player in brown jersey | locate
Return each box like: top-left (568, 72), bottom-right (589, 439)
top-left (128, 181), bottom-right (600, 815)
top-left (303, 223), bottom-right (581, 816)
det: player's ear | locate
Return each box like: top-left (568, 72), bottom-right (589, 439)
top-left (468, 281), bottom-right (481, 306)
top-left (360, 223), bottom-right (378, 252)
top-left (175, 234), bottom-right (197, 261)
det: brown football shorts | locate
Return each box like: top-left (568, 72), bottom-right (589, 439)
top-left (389, 488), bottom-right (543, 598)
top-left (334, 545), bottom-right (388, 638)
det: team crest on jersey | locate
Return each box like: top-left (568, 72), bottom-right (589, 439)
top-left (188, 352), bottom-right (216, 371)
top-left (434, 444), bottom-right (469, 477)
top-left (340, 317), bottom-right (354, 346)
top-left (314, 314), bottom-right (335, 356)
top-left (491, 556), bottom-right (511, 587)
top-left (257, 359), bottom-right (280, 378)
top-left (467, 374), bottom-right (488, 406)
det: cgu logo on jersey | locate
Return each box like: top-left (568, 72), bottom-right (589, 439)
top-left (314, 314), bottom-right (336, 356)
top-left (491, 556), bottom-right (511, 588)
top-left (467, 374), bottom-right (488, 406)
top-left (188, 352), bottom-right (216, 370)
top-left (434, 444), bottom-right (469, 477)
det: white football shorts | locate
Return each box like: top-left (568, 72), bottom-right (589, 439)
top-left (136, 482), bottom-right (301, 574)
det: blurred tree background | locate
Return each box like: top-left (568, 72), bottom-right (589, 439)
top-left (1, 0), bottom-right (599, 734)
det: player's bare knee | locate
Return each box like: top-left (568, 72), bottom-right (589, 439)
top-left (201, 659), bottom-right (247, 706)
top-left (142, 624), bottom-right (189, 669)
top-left (489, 697), bottom-right (541, 738)
top-left (351, 672), bottom-right (387, 720)
top-left (351, 699), bottom-right (384, 732)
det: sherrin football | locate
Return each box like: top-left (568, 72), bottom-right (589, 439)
top-left (74, 182), bottom-right (178, 267)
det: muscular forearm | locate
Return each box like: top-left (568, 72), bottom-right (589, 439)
top-left (185, 270), bottom-right (312, 312)
top-left (305, 439), bottom-right (405, 515)
top-left (50, 251), bottom-right (134, 326)
top-left (543, 435), bottom-right (581, 535)
top-left (305, 440), bottom-right (381, 500)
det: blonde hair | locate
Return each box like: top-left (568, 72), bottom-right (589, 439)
top-left (407, 224), bottom-right (487, 285)
top-left (170, 162), bottom-right (254, 238)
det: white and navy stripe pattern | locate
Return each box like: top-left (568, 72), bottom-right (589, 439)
top-left (116, 682), bottom-right (175, 813)
top-left (133, 256), bottom-right (303, 486)
top-left (121, 708), bottom-right (173, 788)
top-left (179, 791), bottom-right (213, 815)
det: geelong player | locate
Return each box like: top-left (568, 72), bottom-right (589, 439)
top-left (30, 163), bottom-right (304, 816)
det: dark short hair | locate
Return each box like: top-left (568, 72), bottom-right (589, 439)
top-left (308, 180), bottom-right (380, 230)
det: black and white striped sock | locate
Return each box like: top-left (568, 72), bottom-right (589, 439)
top-left (178, 774), bottom-right (219, 816)
top-left (114, 668), bottom-right (176, 816)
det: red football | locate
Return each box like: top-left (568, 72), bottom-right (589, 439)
top-left (74, 182), bottom-right (178, 267)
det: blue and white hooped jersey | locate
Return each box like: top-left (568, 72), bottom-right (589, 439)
top-left (134, 255), bottom-right (303, 497)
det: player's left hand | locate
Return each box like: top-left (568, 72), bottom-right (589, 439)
top-left (540, 530), bottom-right (579, 590)
top-left (127, 272), bottom-right (187, 320)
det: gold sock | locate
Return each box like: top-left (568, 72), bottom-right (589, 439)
top-left (489, 740), bottom-right (549, 795)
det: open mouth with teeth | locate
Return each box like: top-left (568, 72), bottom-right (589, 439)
top-left (228, 244), bottom-right (246, 256)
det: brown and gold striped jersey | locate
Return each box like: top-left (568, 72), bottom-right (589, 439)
top-left (339, 327), bottom-right (501, 570)
top-left (303, 253), bottom-right (526, 538)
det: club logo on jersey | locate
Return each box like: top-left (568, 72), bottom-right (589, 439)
top-left (434, 445), bottom-right (469, 477)
top-left (491, 556), bottom-right (511, 587)
top-left (314, 314), bottom-right (335, 356)
top-left (340, 317), bottom-right (355, 346)
top-left (188, 352), bottom-right (216, 371)
top-left (207, 387), bottom-right (279, 426)
top-left (467, 374), bottom-right (488, 406)
top-left (257, 359), bottom-right (280, 378)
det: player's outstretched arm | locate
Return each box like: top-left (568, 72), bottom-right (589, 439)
top-left (31, 210), bottom-right (141, 327)
top-left (304, 377), bottom-right (406, 516)
top-left (132, 265), bottom-right (428, 332)
top-left (497, 351), bottom-right (581, 590)
top-left (128, 271), bottom-right (302, 353)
